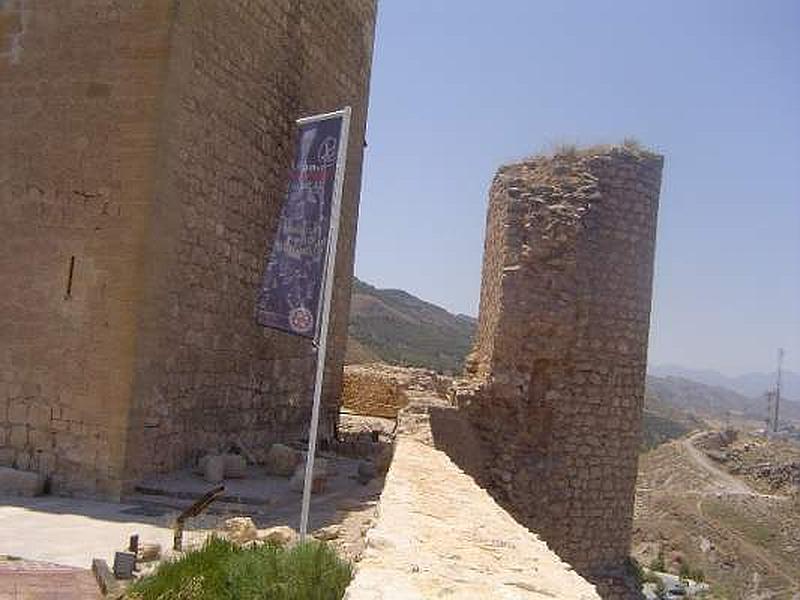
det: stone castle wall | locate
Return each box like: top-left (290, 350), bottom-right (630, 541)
top-left (0, 1), bottom-right (174, 496)
top-left (122, 0), bottom-right (376, 487)
top-left (458, 145), bottom-right (663, 591)
top-left (0, 0), bottom-right (376, 497)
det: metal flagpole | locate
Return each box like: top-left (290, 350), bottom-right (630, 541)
top-left (299, 106), bottom-right (352, 539)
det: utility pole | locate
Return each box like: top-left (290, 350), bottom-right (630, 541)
top-left (773, 348), bottom-right (784, 433)
top-left (765, 390), bottom-right (776, 434)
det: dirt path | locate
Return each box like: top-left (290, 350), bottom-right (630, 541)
top-left (681, 433), bottom-right (755, 495)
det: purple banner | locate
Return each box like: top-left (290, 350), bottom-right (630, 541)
top-left (255, 115), bottom-right (344, 339)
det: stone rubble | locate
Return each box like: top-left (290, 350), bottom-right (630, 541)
top-left (258, 526), bottom-right (298, 546)
top-left (0, 466), bottom-right (46, 497)
top-left (289, 460), bottom-right (328, 494)
top-left (264, 443), bottom-right (302, 477)
top-left (217, 517), bottom-right (258, 545)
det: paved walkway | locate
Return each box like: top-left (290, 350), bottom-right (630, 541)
top-left (0, 496), bottom-right (178, 569)
top-left (0, 557), bottom-right (101, 600)
top-left (345, 395), bottom-right (599, 600)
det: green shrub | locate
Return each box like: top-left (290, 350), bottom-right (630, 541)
top-left (654, 579), bottom-right (667, 599)
top-left (678, 561), bottom-right (705, 583)
top-left (128, 536), bottom-right (352, 600)
top-left (628, 556), bottom-right (645, 584)
top-left (649, 550), bottom-right (665, 572)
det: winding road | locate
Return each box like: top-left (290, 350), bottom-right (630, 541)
top-left (682, 432), bottom-right (799, 592)
top-left (681, 432), bottom-right (755, 495)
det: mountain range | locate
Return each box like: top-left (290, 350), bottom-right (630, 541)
top-left (346, 278), bottom-right (476, 374)
top-left (645, 374), bottom-right (800, 424)
top-left (648, 364), bottom-right (799, 402)
top-left (346, 278), bottom-right (800, 428)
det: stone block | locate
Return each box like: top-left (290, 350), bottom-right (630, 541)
top-left (203, 455), bottom-right (224, 483)
top-left (0, 466), bottom-right (45, 496)
top-left (357, 460), bottom-right (377, 484)
top-left (264, 443), bottom-right (300, 477)
top-left (289, 462), bottom-right (326, 494)
top-left (222, 453), bottom-right (246, 478)
top-left (14, 451), bottom-right (32, 471)
top-left (0, 448), bottom-right (15, 467)
top-left (138, 543), bottom-right (162, 563)
top-left (313, 524), bottom-right (341, 541)
top-left (28, 428), bottom-right (52, 451)
top-left (259, 525), bottom-right (297, 546)
top-left (113, 551), bottom-right (136, 579)
top-left (8, 401), bottom-right (27, 425)
top-left (218, 517), bottom-right (257, 545)
top-left (9, 425), bottom-right (27, 447)
top-left (28, 404), bottom-right (50, 428)
top-left (91, 558), bottom-right (117, 595)
top-left (194, 454), bottom-right (212, 475)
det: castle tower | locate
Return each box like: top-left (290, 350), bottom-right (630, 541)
top-left (0, 0), bottom-right (376, 497)
top-left (461, 144), bottom-right (663, 590)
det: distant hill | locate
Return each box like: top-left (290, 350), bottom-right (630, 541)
top-left (646, 374), bottom-right (800, 425)
top-left (346, 278), bottom-right (476, 374)
top-left (346, 279), bottom-right (799, 439)
top-left (641, 390), bottom-right (706, 450)
top-left (646, 375), bottom-right (754, 417)
top-left (649, 364), bottom-right (799, 402)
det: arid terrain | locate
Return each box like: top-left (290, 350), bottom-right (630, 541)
top-left (633, 430), bottom-right (800, 599)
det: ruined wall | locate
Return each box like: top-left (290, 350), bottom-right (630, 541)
top-left (0, 1), bottom-right (173, 496)
top-left (342, 366), bottom-right (408, 419)
top-left (456, 145), bottom-right (662, 591)
top-left (1, 0), bottom-right (376, 497)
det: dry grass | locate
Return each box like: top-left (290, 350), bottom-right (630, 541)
top-left (534, 137), bottom-right (657, 161)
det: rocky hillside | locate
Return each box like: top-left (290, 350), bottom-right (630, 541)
top-left (346, 278), bottom-right (476, 374)
top-left (634, 431), bottom-right (800, 598)
top-left (641, 391), bottom-right (706, 450)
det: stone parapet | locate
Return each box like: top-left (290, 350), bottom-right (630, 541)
top-left (345, 392), bottom-right (600, 599)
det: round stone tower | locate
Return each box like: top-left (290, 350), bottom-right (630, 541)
top-left (460, 144), bottom-right (663, 595)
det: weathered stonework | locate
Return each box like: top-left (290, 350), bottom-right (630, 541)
top-left (456, 145), bottom-right (663, 595)
top-left (342, 365), bottom-right (408, 419)
top-left (0, 0), bottom-right (376, 497)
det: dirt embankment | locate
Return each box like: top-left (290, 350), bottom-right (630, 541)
top-left (695, 430), bottom-right (800, 496)
top-left (634, 430), bottom-right (800, 599)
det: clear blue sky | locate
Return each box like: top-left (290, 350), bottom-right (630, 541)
top-left (353, 0), bottom-right (800, 376)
